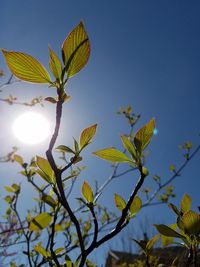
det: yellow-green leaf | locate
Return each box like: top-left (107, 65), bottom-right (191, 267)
top-left (121, 135), bottom-right (137, 161)
top-left (14, 154), bottom-right (23, 166)
top-left (34, 244), bottom-right (49, 257)
top-left (146, 234), bottom-right (160, 250)
top-left (82, 181), bottom-right (93, 203)
top-left (48, 46), bottom-right (62, 80)
top-left (161, 224), bottom-right (177, 247)
top-left (62, 21), bottom-right (90, 78)
top-left (181, 193), bottom-right (192, 214)
top-left (114, 193), bottom-right (126, 211)
top-left (4, 186), bottom-right (15, 193)
top-left (93, 147), bottom-right (132, 163)
top-left (2, 50), bottom-right (51, 83)
top-left (80, 124), bottom-right (97, 150)
top-left (29, 212), bottom-right (52, 231)
top-left (134, 118), bottom-right (155, 154)
top-left (182, 210), bottom-right (200, 235)
top-left (36, 156), bottom-right (55, 184)
top-left (55, 145), bottom-right (74, 154)
top-left (130, 196), bottom-right (142, 216)
top-left (41, 194), bottom-right (57, 208)
top-left (154, 224), bottom-right (184, 238)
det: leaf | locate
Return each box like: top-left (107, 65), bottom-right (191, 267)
top-left (181, 193), bottom-right (192, 214)
top-left (62, 21), bottom-right (90, 78)
top-left (132, 238), bottom-right (147, 251)
top-left (82, 181), bottom-right (94, 203)
top-left (55, 145), bottom-right (75, 154)
top-left (146, 234), bottom-right (160, 250)
top-left (41, 194), bottom-right (56, 208)
top-left (2, 50), bottom-right (51, 83)
top-left (48, 46), bottom-right (62, 80)
top-left (14, 154), bottom-right (23, 166)
top-left (154, 224), bottom-right (184, 238)
top-left (4, 186), bottom-right (15, 193)
top-left (130, 196), bottom-right (142, 216)
top-left (182, 210), bottom-right (200, 235)
top-left (54, 247), bottom-right (64, 255)
top-left (44, 97), bottom-right (58, 104)
top-left (168, 203), bottom-right (180, 216)
top-left (121, 135), bottom-right (137, 161)
top-left (34, 244), bottom-right (49, 257)
top-left (114, 193), bottom-right (126, 211)
top-left (161, 224), bottom-right (177, 247)
top-left (29, 212), bottom-right (52, 231)
top-left (93, 147), bottom-right (132, 163)
top-left (134, 118), bottom-right (155, 155)
top-left (36, 156), bottom-right (55, 184)
top-left (80, 124), bottom-right (97, 150)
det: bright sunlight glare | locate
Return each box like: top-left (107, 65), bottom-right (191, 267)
top-left (12, 112), bottom-right (50, 145)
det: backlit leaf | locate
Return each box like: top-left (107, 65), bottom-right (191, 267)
top-left (55, 145), bottom-right (75, 154)
top-left (114, 193), bottom-right (126, 211)
top-left (134, 118), bottom-right (155, 155)
top-left (29, 212), bottom-right (52, 231)
top-left (181, 193), bottom-right (192, 214)
top-left (34, 244), bottom-right (49, 257)
top-left (2, 50), bottom-right (51, 83)
top-left (80, 124), bottom-right (97, 150)
top-left (62, 21), bottom-right (90, 78)
top-left (48, 46), bottom-right (62, 80)
top-left (14, 154), bottom-right (23, 166)
top-left (146, 234), bottom-right (160, 250)
top-left (182, 210), bottom-right (200, 235)
top-left (121, 135), bottom-right (137, 161)
top-left (36, 156), bottom-right (55, 184)
top-left (41, 194), bottom-right (56, 208)
top-left (154, 224), bottom-right (184, 238)
top-left (130, 196), bottom-right (142, 216)
top-left (82, 181), bottom-right (93, 203)
top-left (161, 224), bottom-right (177, 247)
top-left (93, 147), bottom-right (132, 163)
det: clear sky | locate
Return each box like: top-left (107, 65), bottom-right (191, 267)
top-left (0, 0), bottom-right (200, 265)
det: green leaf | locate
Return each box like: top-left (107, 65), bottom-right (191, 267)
top-left (114, 193), bottom-right (126, 211)
top-left (14, 154), bottom-right (24, 166)
top-left (181, 193), bottom-right (192, 214)
top-left (154, 224), bottom-right (184, 238)
top-left (146, 234), bottom-right (160, 250)
top-left (4, 186), bottom-right (15, 193)
top-left (121, 135), bottom-right (137, 161)
top-left (130, 196), bottom-right (142, 216)
top-left (80, 124), bottom-right (97, 150)
top-left (36, 156), bottom-right (55, 184)
top-left (93, 147), bottom-right (132, 163)
top-left (29, 212), bottom-right (52, 231)
top-left (2, 50), bottom-right (51, 83)
top-left (48, 46), bottom-right (62, 80)
top-left (182, 210), bottom-right (200, 235)
top-left (34, 244), bottom-right (49, 257)
top-left (134, 118), bottom-right (155, 155)
top-left (41, 194), bottom-right (57, 208)
top-left (168, 203), bottom-right (180, 216)
top-left (62, 21), bottom-right (90, 78)
top-left (161, 224), bottom-right (177, 247)
top-left (82, 181), bottom-right (94, 203)
top-left (55, 145), bottom-right (75, 154)
top-left (54, 247), bottom-right (65, 255)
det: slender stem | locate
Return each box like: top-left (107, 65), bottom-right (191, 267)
top-left (46, 90), bottom-right (85, 258)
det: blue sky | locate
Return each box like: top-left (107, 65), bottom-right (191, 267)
top-left (0, 0), bottom-right (200, 265)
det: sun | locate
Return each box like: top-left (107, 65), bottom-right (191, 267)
top-left (12, 112), bottom-right (51, 145)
